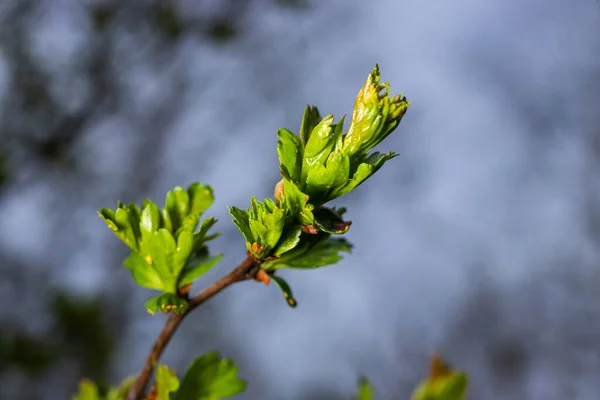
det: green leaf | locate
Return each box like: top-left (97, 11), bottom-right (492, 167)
top-left (162, 183), bottom-right (215, 235)
top-left (270, 274), bottom-right (297, 308)
top-left (140, 202), bottom-right (162, 240)
top-left (331, 152), bottom-right (397, 199)
top-left (279, 179), bottom-right (314, 225)
top-left (106, 377), bottom-right (135, 400)
top-left (228, 206), bottom-right (254, 245)
top-left (72, 379), bottom-right (101, 400)
top-left (301, 114), bottom-right (336, 185)
top-left (173, 231), bottom-right (195, 280)
top-left (272, 226), bottom-right (302, 256)
top-left (411, 355), bottom-right (468, 400)
top-left (277, 128), bottom-right (303, 183)
top-left (123, 252), bottom-right (165, 291)
top-left (356, 377), bottom-right (375, 400)
top-left (144, 293), bottom-right (188, 315)
top-left (262, 234), bottom-right (352, 271)
top-left (156, 364), bottom-right (180, 400)
top-left (187, 183), bottom-right (215, 216)
top-left (98, 203), bottom-right (141, 251)
top-left (196, 217), bottom-right (220, 244)
top-left (146, 229), bottom-right (179, 292)
top-left (304, 150), bottom-right (350, 204)
top-left (313, 206), bottom-right (352, 235)
top-left (178, 254), bottom-right (223, 288)
top-left (343, 64), bottom-right (409, 157)
top-left (299, 105), bottom-right (322, 147)
top-left (164, 186), bottom-right (191, 233)
top-left (174, 352), bottom-right (247, 400)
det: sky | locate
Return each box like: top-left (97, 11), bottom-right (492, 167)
top-left (1, 0), bottom-right (600, 399)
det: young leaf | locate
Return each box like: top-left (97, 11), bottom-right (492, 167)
top-left (271, 226), bottom-right (302, 256)
top-left (411, 354), bottom-right (468, 400)
top-left (343, 64), bottom-right (409, 158)
top-left (279, 179), bottom-right (314, 225)
top-left (144, 293), bottom-right (188, 315)
top-left (72, 379), bottom-right (101, 400)
top-left (270, 274), bottom-right (297, 308)
top-left (187, 183), bottom-right (215, 216)
top-left (277, 128), bottom-right (303, 183)
top-left (356, 377), bottom-right (375, 400)
top-left (164, 186), bottom-right (191, 233)
top-left (304, 150), bottom-right (350, 205)
top-left (146, 229), bottom-right (179, 292)
top-left (123, 252), bottom-right (165, 291)
top-left (227, 206), bottom-right (254, 245)
top-left (98, 203), bottom-right (141, 252)
top-left (299, 105), bottom-right (323, 147)
top-left (313, 206), bottom-right (352, 235)
top-left (330, 151), bottom-right (397, 200)
top-left (105, 377), bottom-right (135, 400)
top-left (163, 183), bottom-right (215, 235)
top-left (156, 364), bottom-right (180, 400)
top-left (262, 234), bottom-right (352, 271)
top-left (174, 352), bottom-right (247, 400)
top-left (178, 254), bottom-right (223, 288)
top-left (301, 114), bottom-right (336, 185)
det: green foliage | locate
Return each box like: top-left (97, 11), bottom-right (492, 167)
top-left (91, 64), bottom-right (424, 400)
top-left (174, 352), bottom-right (246, 400)
top-left (411, 355), bottom-right (468, 400)
top-left (275, 64), bottom-right (409, 206)
top-left (156, 364), bottom-right (180, 400)
top-left (262, 232), bottom-right (352, 271)
top-left (74, 352), bottom-right (244, 400)
top-left (99, 183), bottom-right (222, 314)
top-left (72, 377), bottom-right (134, 400)
top-left (356, 377), bottom-right (375, 400)
top-left (229, 64), bottom-right (406, 271)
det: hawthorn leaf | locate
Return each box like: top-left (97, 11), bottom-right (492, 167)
top-left (156, 364), bottom-right (180, 400)
top-left (270, 274), bottom-right (297, 308)
top-left (174, 352), bottom-right (247, 400)
top-left (262, 234), bottom-right (352, 271)
top-left (277, 128), bottom-right (303, 183)
top-left (272, 226), bottom-right (302, 256)
top-left (227, 206), bottom-right (254, 245)
top-left (356, 377), bottom-right (375, 400)
top-left (144, 293), bottom-right (188, 315)
top-left (411, 354), bottom-right (468, 400)
top-left (72, 379), bottom-right (101, 400)
top-left (178, 254), bottom-right (223, 288)
top-left (123, 252), bottom-right (165, 291)
top-left (299, 105), bottom-right (322, 146)
top-left (106, 377), bottom-right (135, 400)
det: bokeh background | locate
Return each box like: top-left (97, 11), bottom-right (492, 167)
top-left (1, 0), bottom-right (600, 399)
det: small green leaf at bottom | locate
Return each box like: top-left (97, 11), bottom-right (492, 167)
top-left (156, 364), bottom-right (180, 400)
top-left (411, 354), bottom-right (468, 400)
top-left (357, 377), bottom-right (375, 400)
top-left (144, 293), bottom-right (188, 315)
top-left (174, 351), bottom-right (246, 400)
top-left (72, 379), bottom-right (101, 400)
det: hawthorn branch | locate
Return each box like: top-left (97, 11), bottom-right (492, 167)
top-left (126, 254), bottom-right (260, 400)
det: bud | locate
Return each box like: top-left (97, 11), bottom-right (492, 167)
top-left (343, 64), bottom-right (409, 157)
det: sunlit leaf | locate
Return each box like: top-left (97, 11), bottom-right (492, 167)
top-left (174, 352), bottom-right (246, 400)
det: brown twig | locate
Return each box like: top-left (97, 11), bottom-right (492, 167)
top-left (126, 254), bottom-right (260, 400)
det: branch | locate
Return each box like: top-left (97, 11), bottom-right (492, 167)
top-left (126, 254), bottom-right (260, 400)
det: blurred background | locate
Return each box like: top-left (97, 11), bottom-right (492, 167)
top-left (1, 0), bottom-right (600, 399)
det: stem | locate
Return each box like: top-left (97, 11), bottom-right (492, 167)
top-left (126, 255), bottom-right (259, 400)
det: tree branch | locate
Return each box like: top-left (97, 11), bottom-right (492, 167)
top-left (126, 254), bottom-right (260, 400)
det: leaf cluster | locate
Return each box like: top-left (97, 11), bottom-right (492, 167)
top-left (99, 183), bottom-right (222, 314)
